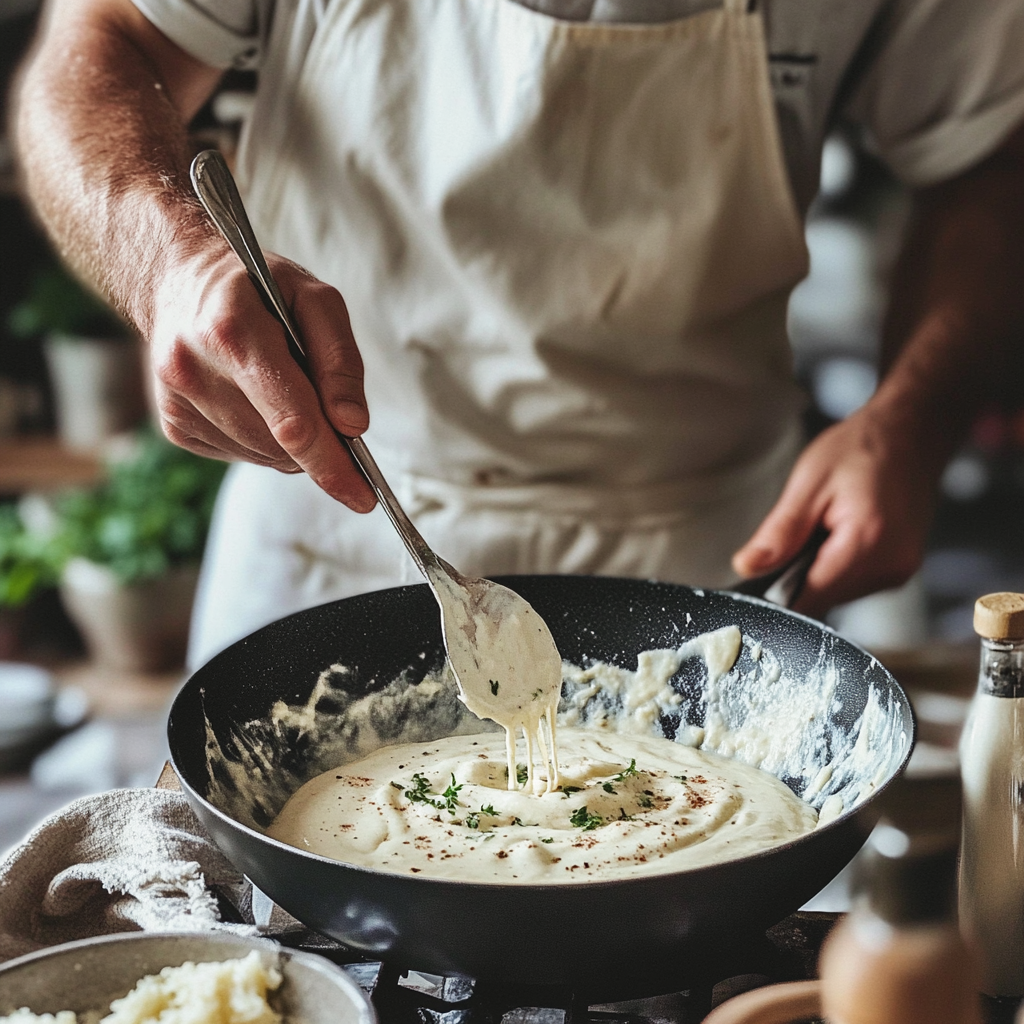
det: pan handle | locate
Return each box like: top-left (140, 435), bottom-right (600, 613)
top-left (730, 525), bottom-right (830, 609)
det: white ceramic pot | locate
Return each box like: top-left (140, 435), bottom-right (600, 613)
top-left (59, 558), bottom-right (199, 672)
top-left (43, 334), bottom-right (146, 450)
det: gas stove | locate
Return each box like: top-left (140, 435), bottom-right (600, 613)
top-left (272, 912), bottom-right (837, 1023)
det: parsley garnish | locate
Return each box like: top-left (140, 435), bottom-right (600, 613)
top-left (441, 773), bottom-right (463, 812)
top-left (618, 807), bottom-right (634, 821)
top-left (389, 781), bottom-right (403, 791)
top-left (531, 688), bottom-right (544, 701)
top-left (465, 804), bottom-right (498, 830)
top-left (637, 794), bottom-right (654, 809)
top-left (602, 781), bottom-right (617, 794)
top-left (569, 806), bottom-right (604, 831)
top-left (403, 772), bottom-right (463, 814)
top-left (404, 773), bottom-right (436, 805)
top-left (540, 837), bottom-right (554, 844)
top-left (559, 785), bottom-right (583, 799)
top-left (490, 680), bottom-right (500, 696)
top-left (614, 759), bottom-right (639, 781)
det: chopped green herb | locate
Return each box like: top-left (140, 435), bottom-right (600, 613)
top-left (441, 773), bottom-right (463, 812)
top-left (614, 759), bottom-right (639, 781)
top-left (531, 688), bottom-right (544, 701)
top-left (540, 837), bottom-right (554, 844)
top-left (560, 785), bottom-right (583, 799)
top-left (483, 833), bottom-right (496, 841)
top-left (402, 772), bottom-right (463, 814)
top-left (404, 773), bottom-right (436, 805)
top-left (602, 781), bottom-right (617, 794)
top-left (618, 807), bottom-right (634, 821)
top-left (675, 775), bottom-right (688, 783)
top-left (569, 806), bottom-right (604, 831)
top-left (465, 803), bottom-right (498, 830)
top-left (389, 781), bottom-right (403, 791)
top-left (490, 680), bottom-right (500, 696)
top-left (637, 794), bottom-right (654, 809)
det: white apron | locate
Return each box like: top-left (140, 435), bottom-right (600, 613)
top-left (189, 0), bottom-right (809, 667)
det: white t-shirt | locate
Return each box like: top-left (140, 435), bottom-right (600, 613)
top-left (134, 0), bottom-right (1024, 209)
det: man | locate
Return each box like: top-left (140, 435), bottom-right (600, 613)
top-left (14, 0), bottom-right (1024, 665)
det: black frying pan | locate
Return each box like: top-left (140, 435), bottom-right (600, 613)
top-left (168, 575), bottom-right (913, 995)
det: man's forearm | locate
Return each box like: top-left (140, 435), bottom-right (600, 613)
top-left (14, 0), bottom-right (222, 335)
top-left (875, 122), bottom-right (1024, 472)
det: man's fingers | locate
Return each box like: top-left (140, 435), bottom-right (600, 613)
top-left (150, 251), bottom-right (376, 511)
top-left (793, 514), bottom-right (920, 618)
top-left (732, 473), bottom-right (824, 579)
top-left (292, 276), bottom-right (369, 437)
top-left (156, 385), bottom-right (299, 469)
top-left (236, 350), bottom-right (377, 512)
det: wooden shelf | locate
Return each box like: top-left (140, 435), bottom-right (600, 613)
top-left (52, 659), bottom-right (184, 719)
top-left (0, 436), bottom-right (104, 493)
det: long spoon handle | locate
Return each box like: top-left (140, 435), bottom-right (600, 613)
top-left (189, 148), bottom-right (438, 577)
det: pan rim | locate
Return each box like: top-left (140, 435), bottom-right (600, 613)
top-left (169, 574), bottom-right (915, 894)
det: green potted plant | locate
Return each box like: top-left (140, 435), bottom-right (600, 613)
top-left (8, 262), bottom-right (146, 450)
top-left (49, 428), bottom-right (228, 672)
top-left (0, 503), bottom-right (59, 659)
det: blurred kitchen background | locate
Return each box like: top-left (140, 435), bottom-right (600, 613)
top-left (1, 1), bottom-right (1018, 859)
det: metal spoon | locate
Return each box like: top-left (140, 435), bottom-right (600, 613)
top-left (189, 150), bottom-right (561, 789)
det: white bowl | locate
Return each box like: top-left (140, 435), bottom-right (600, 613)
top-left (0, 662), bottom-right (55, 734)
top-left (0, 932), bottom-right (376, 1024)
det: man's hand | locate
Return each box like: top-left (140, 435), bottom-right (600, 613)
top-left (150, 249), bottom-right (375, 510)
top-left (732, 400), bottom-right (939, 619)
top-left (734, 120), bottom-right (1024, 619)
top-left (14, 0), bottom-right (375, 512)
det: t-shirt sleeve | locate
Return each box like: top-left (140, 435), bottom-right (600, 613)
top-left (844, 0), bottom-right (1024, 186)
top-left (129, 0), bottom-right (268, 70)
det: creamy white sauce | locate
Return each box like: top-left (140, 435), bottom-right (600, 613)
top-left (266, 728), bottom-right (817, 883)
top-left (428, 569), bottom-right (561, 793)
top-left (203, 620), bottom-right (908, 857)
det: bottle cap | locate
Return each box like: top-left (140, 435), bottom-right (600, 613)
top-left (974, 593), bottom-right (1024, 640)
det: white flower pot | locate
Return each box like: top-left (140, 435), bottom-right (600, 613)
top-left (59, 558), bottom-right (199, 672)
top-left (43, 335), bottom-right (146, 450)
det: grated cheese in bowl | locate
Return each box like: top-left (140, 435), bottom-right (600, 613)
top-left (0, 952), bottom-right (282, 1024)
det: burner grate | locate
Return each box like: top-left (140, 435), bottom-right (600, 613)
top-left (275, 912), bottom-right (839, 1024)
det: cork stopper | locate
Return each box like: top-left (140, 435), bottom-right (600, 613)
top-left (974, 593), bottom-right (1024, 640)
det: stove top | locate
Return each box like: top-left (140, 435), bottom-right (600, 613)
top-left (274, 912), bottom-right (838, 1023)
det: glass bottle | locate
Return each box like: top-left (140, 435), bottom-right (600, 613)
top-left (959, 592), bottom-right (1024, 999)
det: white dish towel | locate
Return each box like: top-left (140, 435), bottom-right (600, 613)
top-left (0, 789), bottom-right (261, 963)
